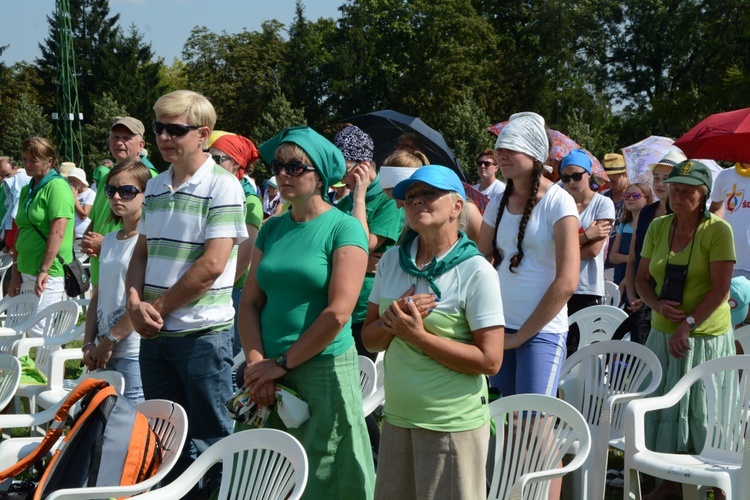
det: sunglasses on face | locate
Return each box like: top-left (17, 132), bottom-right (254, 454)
top-left (560, 172), bottom-right (586, 183)
top-left (105, 184), bottom-right (143, 200)
top-left (212, 154), bottom-right (231, 164)
top-left (624, 191), bottom-right (643, 200)
top-left (477, 160), bottom-right (496, 168)
top-left (270, 159), bottom-right (316, 177)
top-left (152, 121), bottom-right (201, 137)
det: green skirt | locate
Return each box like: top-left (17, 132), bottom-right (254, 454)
top-left (239, 346), bottom-right (375, 499)
top-left (644, 327), bottom-right (736, 454)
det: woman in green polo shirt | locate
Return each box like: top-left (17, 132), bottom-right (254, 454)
top-left (635, 159), bottom-right (735, 499)
top-left (9, 137), bottom-right (75, 335)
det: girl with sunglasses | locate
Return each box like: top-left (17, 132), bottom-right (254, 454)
top-left (82, 158), bottom-right (150, 404)
top-left (559, 149), bottom-right (616, 356)
top-left (609, 183), bottom-right (653, 290)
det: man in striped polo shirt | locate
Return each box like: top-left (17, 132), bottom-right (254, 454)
top-left (126, 90), bottom-right (247, 495)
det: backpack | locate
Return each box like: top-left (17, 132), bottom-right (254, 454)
top-left (0, 378), bottom-right (162, 499)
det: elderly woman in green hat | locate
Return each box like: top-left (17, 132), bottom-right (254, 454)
top-left (238, 126), bottom-right (375, 498)
top-left (635, 159), bottom-right (735, 500)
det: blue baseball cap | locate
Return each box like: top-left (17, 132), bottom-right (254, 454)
top-left (730, 276), bottom-right (750, 327)
top-left (560, 148), bottom-right (593, 174)
top-left (392, 165), bottom-right (466, 201)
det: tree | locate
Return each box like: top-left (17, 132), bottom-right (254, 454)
top-left (181, 22), bottom-right (288, 137)
top-left (438, 90), bottom-right (495, 183)
top-left (283, 2), bottom-right (337, 131)
top-left (0, 94), bottom-right (54, 158)
top-left (37, 0), bottom-right (164, 130)
top-left (251, 92), bottom-right (307, 182)
top-left (80, 93), bottom-right (127, 174)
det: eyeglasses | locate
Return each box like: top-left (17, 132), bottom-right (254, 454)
top-left (152, 121), bottom-right (202, 137)
top-left (105, 184), bottom-right (143, 200)
top-left (477, 160), bottom-right (496, 168)
top-left (396, 142), bottom-right (416, 152)
top-left (270, 159), bottom-right (316, 177)
top-left (560, 172), bottom-right (586, 183)
top-left (624, 191), bottom-right (643, 200)
top-left (212, 154), bottom-right (231, 164)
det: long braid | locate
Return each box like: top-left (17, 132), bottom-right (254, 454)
top-left (491, 179), bottom-right (513, 265)
top-left (508, 160), bottom-right (544, 272)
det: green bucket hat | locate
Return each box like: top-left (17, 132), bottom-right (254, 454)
top-left (259, 126), bottom-right (345, 203)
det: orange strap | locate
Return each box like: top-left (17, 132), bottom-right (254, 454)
top-left (0, 379), bottom-right (112, 481)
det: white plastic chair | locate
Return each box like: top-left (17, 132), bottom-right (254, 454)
top-left (558, 340), bottom-right (663, 500)
top-left (624, 355), bottom-right (750, 500)
top-left (134, 429), bottom-right (308, 500)
top-left (0, 355), bottom-right (21, 413)
top-left (359, 355), bottom-right (376, 401)
top-left (0, 372), bottom-right (126, 470)
top-left (0, 294), bottom-right (40, 353)
top-left (45, 399), bottom-right (189, 500)
top-left (488, 394), bottom-right (591, 500)
top-left (568, 305), bottom-right (629, 348)
top-left (603, 280), bottom-right (621, 307)
top-left (12, 301), bottom-right (82, 413)
top-left (734, 324), bottom-right (750, 354)
top-left (363, 352), bottom-right (385, 417)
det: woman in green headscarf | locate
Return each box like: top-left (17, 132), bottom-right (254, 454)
top-left (238, 126), bottom-right (375, 498)
top-left (362, 165), bottom-right (505, 500)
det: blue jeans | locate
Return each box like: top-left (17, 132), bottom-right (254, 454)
top-left (139, 329), bottom-right (234, 485)
top-left (106, 356), bottom-right (144, 405)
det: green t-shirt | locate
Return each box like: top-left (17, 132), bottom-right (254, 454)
top-left (88, 157), bottom-right (158, 285)
top-left (235, 178), bottom-right (263, 289)
top-left (255, 208), bottom-right (367, 360)
top-left (642, 213), bottom-right (736, 335)
top-left (335, 175), bottom-right (403, 323)
top-left (15, 176), bottom-right (75, 277)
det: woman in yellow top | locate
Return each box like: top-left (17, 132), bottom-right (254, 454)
top-left (635, 159), bottom-right (735, 500)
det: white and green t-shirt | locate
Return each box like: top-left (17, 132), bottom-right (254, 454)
top-left (139, 157), bottom-right (248, 336)
top-left (369, 237), bottom-right (505, 432)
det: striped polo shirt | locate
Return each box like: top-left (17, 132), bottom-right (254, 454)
top-left (139, 156), bottom-right (248, 336)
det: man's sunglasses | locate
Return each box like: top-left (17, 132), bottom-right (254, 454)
top-left (560, 172), bottom-right (586, 183)
top-left (624, 191), bottom-right (643, 200)
top-left (105, 184), bottom-right (143, 200)
top-left (270, 159), bottom-right (316, 177)
top-left (152, 121), bottom-right (202, 137)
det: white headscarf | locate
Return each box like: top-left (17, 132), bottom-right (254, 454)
top-left (379, 166), bottom-right (420, 189)
top-left (494, 112), bottom-right (549, 164)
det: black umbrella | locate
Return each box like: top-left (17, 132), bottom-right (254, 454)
top-left (344, 110), bottom-right (466, 181)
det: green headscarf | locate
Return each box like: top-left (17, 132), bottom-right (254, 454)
top-left (397, 229), bottom-right (482, 298)
top-left (258, 126), bottom-right (345, 203)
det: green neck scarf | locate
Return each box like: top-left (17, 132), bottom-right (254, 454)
top-left (397, 229), bottom-right (482, 298)
top-left (25, 169), bottom-right (63, 213)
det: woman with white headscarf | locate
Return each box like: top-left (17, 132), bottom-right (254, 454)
top-left (478, 112), bottom-right (580, 397)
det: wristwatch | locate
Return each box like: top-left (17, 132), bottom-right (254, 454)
top-left (685, 316), bottom-right (697, 331)
top-left (275, 354), bottom-right (291, 373)
top-left (38, 267), bottom-right (50, 274)
top-left (104, 331), bottom-right (119, 345)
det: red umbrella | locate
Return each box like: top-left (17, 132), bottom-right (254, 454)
top-left (674, 107), bottom-right (750, 163)
top-left (489, 122), bottom-right (609, 181)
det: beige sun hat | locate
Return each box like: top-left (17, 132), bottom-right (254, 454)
top-left (67, 167), bottom-right (89, 187)
top-left (648, 147), bottom-right (687, 171)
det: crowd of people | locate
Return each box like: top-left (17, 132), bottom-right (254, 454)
top-left (1, 90), bottom-right (750, 500)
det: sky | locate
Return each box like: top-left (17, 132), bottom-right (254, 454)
top-left (1, 0), bottom-right (344, 66)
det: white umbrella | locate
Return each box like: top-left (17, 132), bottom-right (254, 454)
top-left (621, 136), bottom-right (674, 183)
